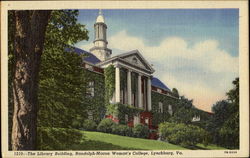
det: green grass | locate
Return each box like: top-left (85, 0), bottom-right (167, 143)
top-left (196, 143), bottom-right (227, 150)
top-left (75, 131), bottom-right (187, 150)
top-left (70, 130), bottom-right (226, 150)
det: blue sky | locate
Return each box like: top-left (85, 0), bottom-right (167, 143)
top-left (75, 9), bottom-right (239, 112)
top-left (76, 9), bottom-right (238, 56)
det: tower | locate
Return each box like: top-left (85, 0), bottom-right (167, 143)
top-left (90, 10), bottom-right (112, 61)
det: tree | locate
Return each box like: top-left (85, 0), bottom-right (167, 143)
top-left (170, 96), bottom-right (194, 124)
top-left (207, 77), bottom-right (239, 148)
top-left (37, 10), bottom-right (89, 129)
top-left (172, 88), bottom-right (179, 98)
top-left (9, 10), bottom-right (89, 150)
top-left (219, 78), bottom-right (239, 148)
top-left (11, 10), bottom-right (51, 150)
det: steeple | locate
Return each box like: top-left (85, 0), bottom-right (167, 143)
top-left (90, 9), bottom-right (112, 61)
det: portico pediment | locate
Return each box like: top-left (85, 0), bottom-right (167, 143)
top-left (97, 50), bottom-right (155, 74)
top-left (119, 50), bottom-right (154, 73)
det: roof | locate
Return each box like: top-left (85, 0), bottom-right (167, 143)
top-left (97, 49), bottom-right (155, 73)
top-left (151, 77), bottom-right (171, 92)
top-left (65, 46), bottom-right (101, 65)
top-left (96, 10), bottom-right (105, 23)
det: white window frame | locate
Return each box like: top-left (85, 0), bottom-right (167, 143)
top-left (158, 102), bottom-right (163, 113)
top-left (86, 81), bottom-right (95, 97)
top-left (168, 104), bottom-right (173, 115)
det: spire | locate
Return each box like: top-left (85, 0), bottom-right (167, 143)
top-left (90, 9), bottom-right (112, 61)
top-left (96, 9), bottom-right (105, 23)
top-left (99, 9), bottom-right (102, 15)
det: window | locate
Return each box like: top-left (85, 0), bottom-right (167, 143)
top-left (192, 115), bottom-right (200, 122)
top-left (157, 88), bottom-right (162, 93)
top-left (158, 102), bottom-right (163, 113)
top-left (85, 64), bottom-right (93, 71)
top-left (88, 111), bottom-right (93, 120)
top-left (145, 117), bottom-right (149, 125)
top-left (125, 114), bottom-right (128, 123)
top-left (86, 81), bottom-right (95, 97)
top-left (168, 105), bottom-right (173, 115)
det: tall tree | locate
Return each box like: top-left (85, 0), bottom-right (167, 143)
top-left (207, 77), bottom-right (239, 148)
top-left (11, 11), bottom-right (51, 150)
top-left (37, 10), bottom-right (89, 128)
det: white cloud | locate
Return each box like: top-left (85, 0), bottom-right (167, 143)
top-left (79, 30), bottom-right (239, 112)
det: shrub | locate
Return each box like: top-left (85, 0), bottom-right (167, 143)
top-left (159, 122), bottom-right (208, 147)
top-left (111, 124), bottom-right (133, 136)
top-left (37, 127), bottom-right (83, 150)
top-left (82, 119), bottom-right (97, 131)
top-left (133, 124), bottom-right (150, 138)
top-left (111, 123), bottom-right (120, 135)
top-left (119, 124), bottom-right (133, 137)
top-left (97, 118), bottom-right (116, 133)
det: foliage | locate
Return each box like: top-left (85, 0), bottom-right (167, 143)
top-left (159, 122), bottom-right (208, 147)
top-left (82, 120), bottom-right (97, 131)
top-left (219, 112), bottom-right (239, 149)
top-left (132, 124), bottom-right (150, 139)
top-left (83, 70), bottom-right (105, 123)
top-left (104, 65), bottom-right (115, 105)
top-left (169, 107), bottom-right (194, 124)
top-left (207, 77), bottom-right (239, 149)
top-left (151, 91), bottom-right (177, 126)
top-left (106, 103), bottom-right (143, 124)
top-left (172, 88), bottom-right (179, 98)
top-left (37, 127), bottom-right (83, 150)
top-left (226, 77), bottom-right (239, 104)
top-left (97, 118), bottom-right (116, 133)
top-left (111, 124), bottom-right (133, 137)
top-left (37, 10), bottom-right (89, 128)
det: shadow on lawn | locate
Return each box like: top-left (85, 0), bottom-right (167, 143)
top-left (71, 140), bottom-right (141, 150)
top-left (185, 145), bottom-right (208, 150)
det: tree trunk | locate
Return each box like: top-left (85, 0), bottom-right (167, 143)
top-left (12, 10), bottom-right (51, 150)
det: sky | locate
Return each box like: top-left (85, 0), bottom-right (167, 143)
top-left (75, 9), bottom-right (239, 112)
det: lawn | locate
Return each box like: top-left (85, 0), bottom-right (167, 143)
top-left (71, 131), bottom-right (226, 150)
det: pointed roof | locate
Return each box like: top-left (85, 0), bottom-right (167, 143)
top-left (96, 9), bottom-right (105, 23)
top-left (97, 49), bottom-right (155, 73)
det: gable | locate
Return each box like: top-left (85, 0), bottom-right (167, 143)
top-left (122, 54), bottom-right (148, 70)
top-left (119, 50), bottom-right (154, 73)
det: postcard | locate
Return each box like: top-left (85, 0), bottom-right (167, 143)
top-left (1, 0), bottom-right (249, 157)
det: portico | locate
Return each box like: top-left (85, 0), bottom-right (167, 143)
top-left (97, 50), bottom-right (154, 111)
top-left (114, 65), bottom-right (152, 111)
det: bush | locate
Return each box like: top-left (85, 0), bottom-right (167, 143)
top-left (82, 119), bottom-right (97, 131)
top-left (37, 127), bottom-right (83, 150)
top-left (97, 118), bottom-right (116, 133)
top-left (159, 122), bottom-right (208, 147)
top-left (111, 124), bottom-right (133, 136)
top-left (133, 124), bottom-right (149, 138)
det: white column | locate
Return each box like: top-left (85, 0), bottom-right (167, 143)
top-left (115, 66), bottom-right (120, 103)
top-left (147, 77), bottom-right (152, 111)
top-left (138, 74), bottom-right (142, 108)
top-left (127, 70), bottom-right (132, 105)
